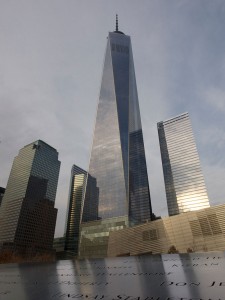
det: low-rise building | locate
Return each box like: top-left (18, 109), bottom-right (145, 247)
top-left (107, 204), bottom-right (225, 256)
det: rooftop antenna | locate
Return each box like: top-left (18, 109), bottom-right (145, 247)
top-left (116, 14), bottom-right (118, 31)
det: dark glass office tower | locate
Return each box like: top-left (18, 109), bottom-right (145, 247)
top-left (83, 22), bottom-right (152, 225)
top-left (64, 165), bottom-right (98, 256)
top-left (0, 140), bottom-right (60, 255)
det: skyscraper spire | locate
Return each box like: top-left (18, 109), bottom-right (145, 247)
top-left (116, 14), bottom-right (118, 31)
top-left (114, 14), bottom-right (124, 34)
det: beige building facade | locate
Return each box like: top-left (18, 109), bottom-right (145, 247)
top-left (107, 204), bottom-right (225, 257)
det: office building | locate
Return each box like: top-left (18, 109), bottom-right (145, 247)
top-left (79, 19), bottom-right (153, 258)
top-left (0, 140), bottom-right (60, 255)
top-left (64, 165), bottom-right (98, 257)
top-left (83, 18), bottom-right (152, 226)
top-left (158, 112), bottom-right (210, 216)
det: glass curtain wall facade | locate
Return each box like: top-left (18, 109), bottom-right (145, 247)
top-left (0, 140), bottom-right (60, 253)
top-left (64, 165), bottom-right (98, 256)
top-left (83, 29), bottom-right (152, 225)
top-left (158, 112), bottom-right (210, 216)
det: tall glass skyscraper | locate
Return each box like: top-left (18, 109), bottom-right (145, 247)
top-left (83, 21), bottom-right (152, 225)
top-left (64, 165), bottom-right (98, 256)
top-left (158, 112), bottom-right (210, 216)
top-left (0, 140), bottom-right (60, 254)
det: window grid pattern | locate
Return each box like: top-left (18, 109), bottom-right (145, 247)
top-left (158, 113), bottom-right (210, 216)
top-left (0, 140), bottom-right (60, 253)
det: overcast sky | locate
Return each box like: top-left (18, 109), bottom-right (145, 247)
top-left (1, 0), bottom-right (225, 237)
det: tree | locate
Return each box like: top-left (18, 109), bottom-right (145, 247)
top-left (187, 247), bottom-right (193, 253)
top-left (168, 245), bottom-right (179, 254)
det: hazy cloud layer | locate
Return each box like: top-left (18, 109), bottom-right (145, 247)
top-left (0, 0), bottom-right (225, 237)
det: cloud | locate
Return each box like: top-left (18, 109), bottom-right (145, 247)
top-left (204, 87), bottom-right (225, 113)
top-left (0, 0), bottom-right (224, 237)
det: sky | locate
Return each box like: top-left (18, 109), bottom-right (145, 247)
top-left (1, 0), bottom-right (225, 238)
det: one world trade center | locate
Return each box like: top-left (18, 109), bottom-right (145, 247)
top-left (83, 18), bottom-right (153, 225)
